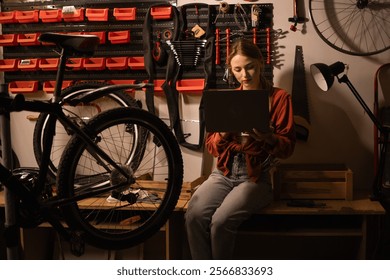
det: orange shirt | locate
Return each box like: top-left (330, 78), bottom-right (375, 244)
top-left (205, 87), bottom-right (296, 182)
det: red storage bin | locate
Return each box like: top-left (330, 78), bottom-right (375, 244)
top-left (43, 80), bottom-right (73, 94)
top-left (84, 31), bottom-right (106, 44)
top-left (0, 59), bottom-right (19, 71)
top-left (62, 8), bottom-right (84, 22)
top-left (18, 59), bottom-right (39, 71)
top-left (85, 8), bottom-right (108, 21)
top-left (108, 31), bottom-right (130, 44)
top-left (8, 81), bottom-right (39, 94)
top-left (106, 57), bottom-right (128, 70)
top-left (113, 8), bottom-right (136, 21)
top-left (66, 58), bottom-right (84, 71)
top-left (176, 79), bottom-right (205, 93)
top-left (150, 6), bottom-right (172, 20)
top-left (128, 56), bottom-right (145, 70)
top-left (15, 10), bottom-right (39, 23)
top-left (83, 57), bottom-right (106, 71)
top-left (0, 34), bottom-right (17, 46)
top-left (39, 58), bottom-right (60, 71)
top-left (17, 33), bottom-right (41, 46)
top-left (142, 79), bottom-right (164, 93)
top-left (0, 11), bottom-right (17, 24)
top-left (39, 9), bottom-right (62, 22)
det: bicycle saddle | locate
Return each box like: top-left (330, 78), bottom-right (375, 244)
top-left (38, 32), bottom-right (100, 57)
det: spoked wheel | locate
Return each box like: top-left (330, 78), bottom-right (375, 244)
top-left (33, 81), bottom-right (143, 179)
top-left (309, 0), bottom-right (390, 56)
top-left (56, 107), bottom-right (183, 250)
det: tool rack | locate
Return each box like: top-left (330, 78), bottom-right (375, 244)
top-left (0, 1), bottom-right (275, 94)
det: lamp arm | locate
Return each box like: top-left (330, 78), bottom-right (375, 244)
top-left (338, 74), bottom-right (384, 132)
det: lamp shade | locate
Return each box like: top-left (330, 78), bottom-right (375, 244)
top-left (310, 61), bottom-right (345, 91)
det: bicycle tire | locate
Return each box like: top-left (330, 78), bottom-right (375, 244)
top-left (309, 0), bottom-right (390, 56)
top-left (33, 81), bottom-right (143, 178)
top-left (56, 107), bottom-right (183, 250)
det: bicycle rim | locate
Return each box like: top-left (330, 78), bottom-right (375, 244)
top-left (56, 107), bottom-right (183, 250)
top-left (309, 0), bottom-right (390, 56)
top-left (33, 82), bottom-right (142, 178)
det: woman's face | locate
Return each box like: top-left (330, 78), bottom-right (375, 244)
top-left (230, 54), bottom-right (261, 90)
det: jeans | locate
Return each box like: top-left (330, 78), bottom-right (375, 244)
top-left (185, 153), bottom-right (273, 259)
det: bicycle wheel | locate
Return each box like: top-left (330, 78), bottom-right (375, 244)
top-left (309, 0), bottom-right (390, 56)
top-left (56, 107), bottom-right (183, 250)
top-left (33, 81), bottom-right (143, 178)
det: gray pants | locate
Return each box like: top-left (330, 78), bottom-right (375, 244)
top-left (185, 153), bottom-right (273, 259)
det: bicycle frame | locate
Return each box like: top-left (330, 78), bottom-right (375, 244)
top-left (0, 93), bottom-right (134, 207)
top-left (0, 33), bottom-right (149, 224)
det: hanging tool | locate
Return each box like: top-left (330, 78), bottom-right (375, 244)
top-left (291, 45), bottom-right (310, 141)
top-left (152, 31), bottom-right (167, 66)
top-left (234, 3), bottom-right (249, 31)
top-left (214, 1), bottom-right (229, 24)
top-left (289, 0), bottom-right (305, 32)
top-left (251, 4), bottom-right (259, 28)
top-left (266, 27), bottom-right (271, 64)
top-left (215, 28), bottom-right (221, 65)
top-left (226, 28), bottom-right (230, 62)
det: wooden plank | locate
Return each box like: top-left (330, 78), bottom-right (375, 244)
top-left (274, 164), bottom-right (353, 200)
top-left (281, 170), bottom-right (349, 180)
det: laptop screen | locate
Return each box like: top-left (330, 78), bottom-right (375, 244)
top-left (203, 89), bottom-right (271, 133)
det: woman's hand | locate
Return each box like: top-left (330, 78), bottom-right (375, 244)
top-left (249, 128), bottom-right (278, 147)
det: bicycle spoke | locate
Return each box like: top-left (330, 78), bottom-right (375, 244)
top-left (310, 0), bottom-right (390, 56)
top-left (57, 108), bottom-right (183, 249)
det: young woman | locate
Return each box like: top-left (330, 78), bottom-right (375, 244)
top-left (185, 38), bottom-right (296, 259)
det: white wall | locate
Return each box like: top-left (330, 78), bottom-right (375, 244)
top-left (6, 0), bottom-right (390, 191)
top-left (175, 0), bottom-right (389, 190)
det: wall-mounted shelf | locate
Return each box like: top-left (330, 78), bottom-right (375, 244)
top-left (0, 59), bottom-right (19, 71)
top-left (15, 10), bottom-right (39, 23)
top-left (85, 8), bottom-right (109, 21)
top-left (62, 8), bottom-right (84, 22)
top-left (1, 1), bottom-right (274, 94)
top-left (113, 8), bottom-right (136, 21)
top-left (43, 80), bottom-right (73, 94)
top-left (39, 9), bottom-right (62, 23)
top-left (8, 81), bottom-right (39, 94)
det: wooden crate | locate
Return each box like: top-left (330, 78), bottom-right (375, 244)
top-left (136, 176), bottom-right (206, 200)
top-left (273, 164), bottom-right (353, 200)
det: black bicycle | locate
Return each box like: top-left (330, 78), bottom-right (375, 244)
top-left (0, 33), bottom-right (183, 255)
top-left (33, 80), bottom-right (141, 180)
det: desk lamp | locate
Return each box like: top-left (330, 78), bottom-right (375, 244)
top-left (310, 61), bottom-right (389, 201)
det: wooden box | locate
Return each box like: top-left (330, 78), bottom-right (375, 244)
top-left (136, 176), bottom-right (206, 201)
top-left (273, 164), bottom-right (353, 200)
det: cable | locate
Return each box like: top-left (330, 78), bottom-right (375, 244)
top-left (234, 3), bottom-right (249, 31)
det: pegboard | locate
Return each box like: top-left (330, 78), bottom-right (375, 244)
top-left (0, 1), bottom-right (274, 94)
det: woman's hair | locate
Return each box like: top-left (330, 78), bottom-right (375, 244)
top-left (226, 38), bottom-right (272, 90)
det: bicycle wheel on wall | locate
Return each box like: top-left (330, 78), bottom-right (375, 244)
top-left (33, 81), bottom-right (144, 178)
top-left (56, 107), bottom-right (183, 250)
top-left (309, 0), bottom-right (390, 56)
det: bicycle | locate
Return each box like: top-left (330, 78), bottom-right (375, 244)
top-left (309, 0), bottom-right (389, 56)
top-left (33, 79), bottom-right (141, 180)
top-left (0, 33), bottom-right (183, 255)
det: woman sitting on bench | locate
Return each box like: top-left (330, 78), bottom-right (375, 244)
top-left (185, 38), bottom-right (296, 259)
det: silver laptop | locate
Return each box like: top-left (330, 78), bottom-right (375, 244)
top-left (203, 89), bottom-right (271, 133)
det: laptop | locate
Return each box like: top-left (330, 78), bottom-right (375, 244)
top-left (203, 89), bottom-right (271, 133)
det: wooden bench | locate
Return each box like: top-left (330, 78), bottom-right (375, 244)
top-left (0, 189), bottom-right (386, 260)
top-left (164, 193), bottom-right (386, 260)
